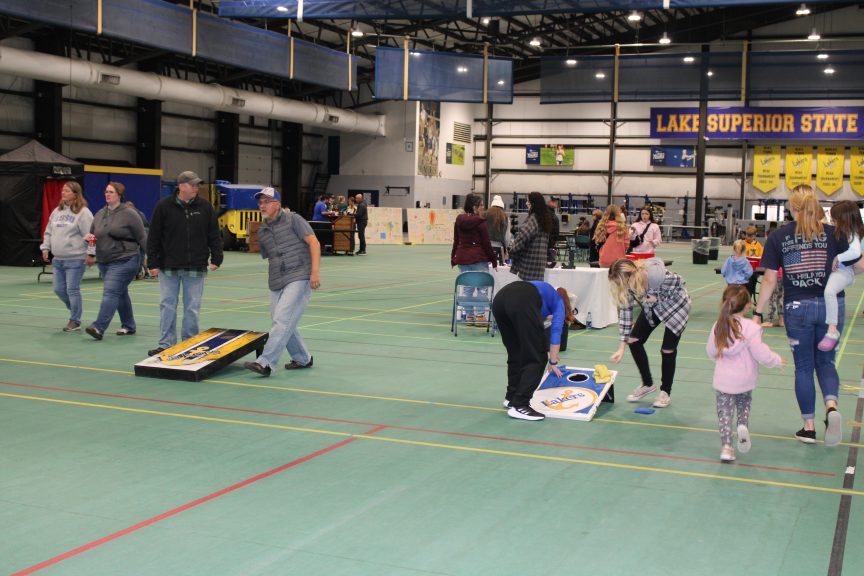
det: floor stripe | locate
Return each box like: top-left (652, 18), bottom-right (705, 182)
top-left (2, 357), bottom-right (862, 446)
top-left (1, 391), bottom-right (860, 498)
top-left (827, 373), bottom-right (863, 576)
top-left (836, 288), bottom-right (864, 364)
top-left (11, 436), bottom-right (359, 576)
top-left (0, 381), bottom-right (832, 477)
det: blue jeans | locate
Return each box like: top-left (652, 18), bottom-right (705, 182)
top-left (458, 262), bottom-right (490, 316)
top-left (257, 280), bottom-right (312, 370)
top-left (52, 258), bottom-right (86, 323)
top-left (93, 255), bottom-right (140, 333)
top-left (158, 273), bottom-right (206, 348)
top-left (784, 296), bottom-right (843, 419)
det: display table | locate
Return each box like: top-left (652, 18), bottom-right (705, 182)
top-left (490, 266), bottom-right (618, 328)
top-left (332, 215), bottom-right (355, 255)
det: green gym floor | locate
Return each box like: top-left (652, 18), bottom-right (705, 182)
top-left (1, 243), bottom-right (862, 576)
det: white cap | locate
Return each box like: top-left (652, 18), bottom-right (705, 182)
top-left (490, 195), bottom-right (505, 209)
top-left (254, 187), bottom-right (280, 202)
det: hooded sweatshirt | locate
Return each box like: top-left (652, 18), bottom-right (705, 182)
top-left (451, 213), bottom-right (497, 267)
top-left (41, 205), bottom-right (94, 259)
top-left (91, 204), bottom-right (147, 264)
top-left (707, 317), bottom-right (782, 394)
top-left (720, 254), bottom-right (753, 285)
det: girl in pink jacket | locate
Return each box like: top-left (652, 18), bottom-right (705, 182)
top-left (707, 285), bottom-right (784, 462)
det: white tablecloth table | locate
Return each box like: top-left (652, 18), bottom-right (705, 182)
top-left (489, 266), bottom-right (618, 329)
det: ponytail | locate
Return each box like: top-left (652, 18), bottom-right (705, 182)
top-left (713, 285), bottom-right (750, 358)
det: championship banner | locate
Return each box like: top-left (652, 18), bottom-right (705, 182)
top-left (753, 145), bottom-right (780, 193)
top-left (530, 365), bottom-right (616, 422)
top-left (816, 146), bottom-right (844, 196)
top-left (650, 106), bottom-right (864, 140)
top-left (785, 146), bottom-right (812, 189)
top-left (850, 147), bottom-right (864, 197)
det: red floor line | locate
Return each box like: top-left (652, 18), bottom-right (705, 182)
top-left (12, 436), bottom-right (358, 576)
top-left (0, 380), bottom-right (833, 477)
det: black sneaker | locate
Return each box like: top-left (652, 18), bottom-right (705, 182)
top-left (116, 327), bottom-right (136, 336)
top-left (502, 399), bottom-right (511, 408)
top-left (507, 405), bottom-right (545, 421)
top-left (355, 251), bottom-right (366, 255)
top-left (148, 347), bottom-right (166, 357)
top-left (795, 428), bottom-right (817, 444)
top-left (244, 361), bottom-right (271, 377)
top-left (285, 356), bottom-right (313, 370)
top-left (85, 326), bottom-right (103, 341)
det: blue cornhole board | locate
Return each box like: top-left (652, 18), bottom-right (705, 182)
top-left (530, 366), bottom-right (617, 421)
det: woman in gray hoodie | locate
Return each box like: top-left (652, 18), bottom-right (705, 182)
top-left (40, 181), bottom-right (93, 332)
top-left (83, 182), bottom-right (147, 340)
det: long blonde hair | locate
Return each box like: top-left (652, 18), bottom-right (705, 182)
top-left (732, 239), bottom-right (746, 256)
top-left (788, 184), bottom-right (816, 213)
top-left (607, 258), bottom-right (648, 307)
top-left (593, 204), bottom-right (627, 244)
top-left (795, 195), bottom-right (825, 242)
top-left (57, 181), bottom-right (87, 214)
top-left (713, 285), bottom-right (750, 358)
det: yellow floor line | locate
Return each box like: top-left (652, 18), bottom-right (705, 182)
top-left (1, 357), bottom-right (861, 445)
top-left (1, 390), bottom-right (859, 498)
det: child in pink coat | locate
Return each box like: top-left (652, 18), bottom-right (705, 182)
top-left (707, 285), bottom-right (784, 462)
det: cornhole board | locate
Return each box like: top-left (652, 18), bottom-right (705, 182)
top-left (529, 365), bottom-right (617, 421)
top-left (134, 328), bottom-right (268, 381)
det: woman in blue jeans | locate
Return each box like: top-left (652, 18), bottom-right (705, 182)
top-left (451, 193), bottom-right (497, 322)
top-left (754, 186), bottom-right (851, 446)
top-left (83, 182), bottom-right (148, 340)
top-left (40, 181), bottom-right (93, 332)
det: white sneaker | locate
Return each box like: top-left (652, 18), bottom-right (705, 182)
top-left (720, 445), bottom-right (736, 462)
top-left (825, 408), bottom-right (842, 447)
top-left (737, 424), bottom-right (752, 454)
top-left (652, 391), bottom-right (671, 408)
top-left (626, 385), bottom-right (657, 402)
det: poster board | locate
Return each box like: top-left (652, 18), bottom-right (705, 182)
top-left (366, 207), bottom-right (403, 244)
top-left (406, 208), bottom-right (461, 244)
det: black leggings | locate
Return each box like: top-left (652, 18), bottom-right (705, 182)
top-left (492, 282), bottom-right (546, 408)
top-left (627, 310), bottom-right (682, 395)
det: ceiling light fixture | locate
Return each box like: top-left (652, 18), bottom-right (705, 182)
top-left (817, 53), bottom-right (829, 60)
top-left (566, 59), bottom-right (577, 66)
top-left (659, 33), bottom-right (671, 45)
top-left (497, 80), bottom-right (505, 86)
top-left (351, 29), bottom-right (364, 37)
top-left (627, 11), bottom-right (642, 22)
top-left (529, 38), bottom-right (542, 47)
top-left (707, 70), bottom-right (714, 77)
top-left (482, 17), bottom-right (491, 25)
top-left (824, 66), bottom-right (835, 75)
top-left (595, 72), bottom-right (606, 79)
top-left (808, 29), bottom-right (821, 41)
top-left (457, 66), bottom-right (468, 73)
top-left (796, 4), bottom-right (810, 16)
top-left (683, 55), bottom-right (695, 63)
top-left (276, 6), bottom-right (289, 13)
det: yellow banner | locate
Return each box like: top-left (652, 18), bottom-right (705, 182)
top-left (785, 146), bottom-right (812, 189)
top-left (816, 146), bottom-right (844, 196)
top-left (850, 147), bottom-right (864, 197)
top-left (753, 145), bottom-right (780, 193)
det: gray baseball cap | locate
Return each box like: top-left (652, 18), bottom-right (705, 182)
top-left (177, 171), bottom-right (202, 186)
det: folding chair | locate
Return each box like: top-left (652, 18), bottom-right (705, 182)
top-left (451, 271), bottom-right (496, 337)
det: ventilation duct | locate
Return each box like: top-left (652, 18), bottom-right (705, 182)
top-left (0, 45), bottom-right (386, 137)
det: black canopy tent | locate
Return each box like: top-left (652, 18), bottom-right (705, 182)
top-left (0, 140), bottom-right (84, 266)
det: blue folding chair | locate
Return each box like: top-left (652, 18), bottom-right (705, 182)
top-left (451, 271), bottom-right (496, 337)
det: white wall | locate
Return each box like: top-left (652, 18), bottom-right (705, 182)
top-left (340, 99), bottom-right (415, 176)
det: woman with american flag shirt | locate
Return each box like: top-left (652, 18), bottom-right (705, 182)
top-left (754, 185), bottom-right (852, 446)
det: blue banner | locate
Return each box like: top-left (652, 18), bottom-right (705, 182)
top-left (526, 144), bottom-right (541, 165)
top-left (650, 107), bottom-right (864, 140)
top-left (650, 146), bottom-right (696, 168)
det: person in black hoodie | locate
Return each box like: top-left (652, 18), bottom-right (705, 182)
top-left (146, 171), bottom-right (223, 356)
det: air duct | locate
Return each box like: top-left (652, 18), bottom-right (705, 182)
top-left (0, 45), bottom-right (386, 137)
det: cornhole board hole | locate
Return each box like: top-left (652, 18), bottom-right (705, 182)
top-left (135, 328), bottom-right (268, 381)
top-left (529, 366), bottom-right (617, 421)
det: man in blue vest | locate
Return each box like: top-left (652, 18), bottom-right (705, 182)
top-left (244, 187), bottom-right (321, 377)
